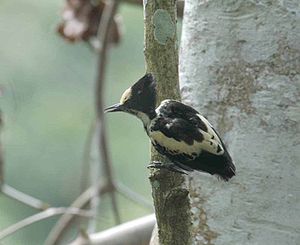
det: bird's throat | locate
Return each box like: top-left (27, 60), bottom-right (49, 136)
top-left (136, 111), bottom-right (151, 126)
top-left (135, 109), bottom-right (156, 127)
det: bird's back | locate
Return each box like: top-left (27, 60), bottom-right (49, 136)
top-left (149, 100), bottom-right (236, 181)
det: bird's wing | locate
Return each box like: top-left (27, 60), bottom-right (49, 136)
top-left (151, 100), bottom-right (225, 157)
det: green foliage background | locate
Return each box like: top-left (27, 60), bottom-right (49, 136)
top-left (0, 0), bottom-right (151, 244)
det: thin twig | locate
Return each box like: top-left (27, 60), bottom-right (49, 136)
top-left (45, 188), bottom-right (93, 245)
top-left (68, 229), bottom-right (90, 245)
top-left (94, 0), bottom-right (121, 226)
top-left (44, 181), bottom-right (113, 245)
top-left (80, 119), bottom-right (97, 192)
top-left (46, 1), bottom-right (122, 242)
top-left (70, 214), bottom-right (156, 245)
top-left (0, 207), bottom-right (92, 241)
top-left (1, 184), bottom-right (50, 210)
top-left (116, 182), bottom-right (153, 210)
top-left (109, 188), bottom-right (120, 225)
top-left (0, 99), bottom-right (49, 211)
top-left (45, 180), bottom-right (152, 245)
top-left (72, 0), bottom-right (184, 54)
top-left (87, 120), bottom-right (102, 233)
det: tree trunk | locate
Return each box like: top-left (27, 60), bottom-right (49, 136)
top-left (180, 0), bottom-right (300, 244)
top-left (144, 0), bottom-right (192, 244)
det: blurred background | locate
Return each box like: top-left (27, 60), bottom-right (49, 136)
top-left (0, 0), bottom-right (153, 244)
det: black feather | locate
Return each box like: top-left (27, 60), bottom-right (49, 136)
top-left (106, 74), bottom-right (236, 181)
top-left (126, 73), bottom-right (156, 118)
top-left (151, 100), bottom-right (236, 181)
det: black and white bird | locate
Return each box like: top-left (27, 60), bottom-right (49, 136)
top-left (105, 74), bottom-right (236, 181)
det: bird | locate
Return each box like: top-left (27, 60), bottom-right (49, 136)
top-left (105, 73), bottom-right (236, 181)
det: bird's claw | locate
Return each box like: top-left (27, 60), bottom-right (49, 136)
top-left (148, 161), bottom-right (188, 175)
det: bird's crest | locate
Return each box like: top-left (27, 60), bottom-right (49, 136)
top-left (132, 73), bottom-right (156, 92)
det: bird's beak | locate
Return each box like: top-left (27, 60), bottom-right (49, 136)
top-left (104, 103), bottom-right (125, 113)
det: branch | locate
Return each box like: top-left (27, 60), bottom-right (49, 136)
top-left (143, 0), bottom-right (192, 244)
top-left (1, 184), bottom-right (50, 210)
top-left (94, 0), bottom-right (121, 227)
top-left (0, 207), bottom-right (92, 240)
top-left (44, 181), bottom-right (113, 245)
top-left (47, 0), bottom-right (158, 240)
top-left (116, 182), bottom-right (153, 210)
top-left (70, 214), bottom-right (155, 245)
top-left (45, 178), bottom-right (152, 245)
top-left (0, 111), bottom-right (49, 210)
top-left (81, 0), bottom-right (124, 233)
top-left (88, 0), bottom-right (184, 52)
top-left (80, 119), bottom-right (96, 192)
top-left (87, 122), bottom-right (101, 233)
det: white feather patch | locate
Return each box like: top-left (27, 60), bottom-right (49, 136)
top-left (120, 88), bottom-right (132, 104)
top-left (152, 101), bottom-right (224, 156)
top-left (197, 114), bottom-right (224, 155)
top-left (155, 99), bottom-right (171, 114)
top-left (149, 130), bottom-right (201, 157)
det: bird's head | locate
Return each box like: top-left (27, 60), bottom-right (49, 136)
top-left (105, 73), bottom-right (157, 123)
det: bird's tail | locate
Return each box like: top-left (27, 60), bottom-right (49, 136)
top-left (217, 160), bottom-right (236, 181)
top-left (192, 150), bottom-right (236, 181)
top-left (215, 150), bottom-right (236, 181)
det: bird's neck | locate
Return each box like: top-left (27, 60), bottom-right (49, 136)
top-left (136, 110), bottom-right (156, 127)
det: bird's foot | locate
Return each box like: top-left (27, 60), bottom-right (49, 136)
top-left (148, 161), bottom-right (187, 175)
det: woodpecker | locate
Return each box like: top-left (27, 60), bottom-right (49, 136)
top-left (105, 74), bottom-right (236, 181)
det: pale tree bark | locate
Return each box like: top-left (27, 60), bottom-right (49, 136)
top-left (144, 0), bottom-right (192, 244)
top-left (180, 0), bottom-right (300, 244)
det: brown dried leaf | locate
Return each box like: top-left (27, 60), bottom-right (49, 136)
top-left (57, 0), bottom-right (121, 44)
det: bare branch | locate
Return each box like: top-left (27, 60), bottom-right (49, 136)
top-left (80, 119), bottom-right (97, 192)
top-left (1, 184), bottom-right (50, 210)
top-left (87, 123), bottom-right (101, 233)
top-left (69, 229), bottom-right (90, 245)
top-left (94, 0), bottom-right (121, 226)
top-left (47, 0), bottom-right (161, 241)
top-left (108, 190), bottom-right (120, 225)
top-left (0, 207), bottom-right (92, 241)
top-left (70, 214), bottom-right (155, 245)
top-left (116, 182), bottom-right (152, 210)
top-left (45, 180), bottom-right (152, 245)
top-left (44, 182), bottom-right (112, 245)
top-left (0, 109), bottom-right (49, 211)
top-left (0, 96), bottom-right (51, 213)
